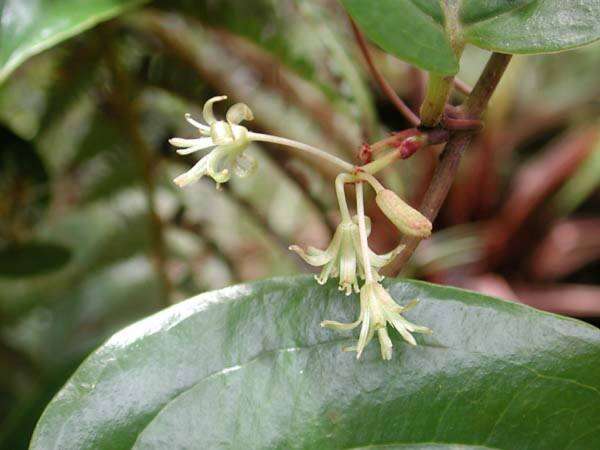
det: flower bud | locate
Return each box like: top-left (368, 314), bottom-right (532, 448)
top-left (375, 189), bottom-right (432, 238)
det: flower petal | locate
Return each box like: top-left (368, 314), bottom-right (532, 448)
top-left (370, 243), bottom-right (405, 268)
top-left (338, 231), bottom-right (357, 296)
top-left (173, 155), bottom-right (209, 187)
top-left (232, 153), bottom-right (257, 178)
top-left (389, 317), bottom-right (417, 346)
top-left (378, 328), bottom-right (393, 360)
top-left (170, 137), bottom-right (216, 155)
top-left (226, 103), bottom-right (254, 125)
top-left (356, 289), bottom-right (373, 359)
top-left (372, 282), bottom-right (403, 313)
top-left (316, 259), bottom-right (336, 285)
top-left (184, 113), bottom-right (210, 133)
top-left (210, 122), bottom-right (234, 145)
top-left (202, 95), bottom-right (227, 125)
top-left (288, 245), bottom-right (332, 266)
top-left (356, 317), bottom-right (375, 360)
top-left (321, 319), bottom-right (361, 331)
top-left (399, 299), bottom-right (420, 313)
top-left (206, 148), bottom-right (230, 184)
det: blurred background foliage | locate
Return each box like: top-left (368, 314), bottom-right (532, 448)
top-left (0, 0), bottom-right (598, 447)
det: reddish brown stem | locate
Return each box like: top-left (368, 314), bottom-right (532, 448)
top-left (388, 53), bottom-right (513, 275)
top-left (349, 19), bottom-right (420, 127)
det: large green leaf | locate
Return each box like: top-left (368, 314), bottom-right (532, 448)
top-left (0, 0), bottom-right (146, 85)
top-left (31, 276), bottom-right (600, 449)
top-left (342, 0), bottom-right (600, 75)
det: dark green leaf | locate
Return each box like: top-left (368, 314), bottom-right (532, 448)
top-left (0, 242), bottom-right (71, 277)
top-left (342, 0), bottom-right (460, 74)
top-left (0, 124), bottom-right (49, 238)
top-left (465, 1), bottom-right (600, 55)
top-left (32, 276), bottom-right (600, 449)
top-left (342, 0), bottom-right (600, 75)
top-left (0, 0), bottom-right (146, 84)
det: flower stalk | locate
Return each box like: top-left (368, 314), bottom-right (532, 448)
top-left (420, 72), bottom-right (454, 127)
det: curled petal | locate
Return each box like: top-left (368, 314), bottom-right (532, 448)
top-left (289, 226), bottom-right (343, 267)
top-left (369, 243), bottom-right (405, 268)
top-left (289, 245), bottom-right (333, 267)
top-left (226, 103), bottom-right (254, 125)
top-left (202, 95), bottom-right (227, 125)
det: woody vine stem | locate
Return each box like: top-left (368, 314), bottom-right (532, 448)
top-left (170, 47), bottom-right (511, 360)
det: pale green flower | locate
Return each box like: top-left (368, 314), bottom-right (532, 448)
top-left (171, 96), bottom-right (257, 187)
top-left (290, 217), bottom-right (404, 295)
top-left (322, 281), bottom-right (431, 360)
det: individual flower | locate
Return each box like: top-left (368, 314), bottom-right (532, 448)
top-left (171, 96), bottom-right (257, 187)
top-left (322, 281), bottom-right (431, 360)
top-left (289, 216), bottom-right (404, 295)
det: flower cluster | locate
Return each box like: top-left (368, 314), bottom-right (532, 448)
top-left (290, 175), bottom-right (432, 359)
top-left (171, 96), bottom-right (433, 360)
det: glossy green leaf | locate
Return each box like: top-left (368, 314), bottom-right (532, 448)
top-left (465, 1), bottom-right (600, 55)
top-left (0, 0), bottom-right (146, 85)
top-left (342, 0), bottom-right (600, 75)
top-left (32, 276), bottom-right (600, 449)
